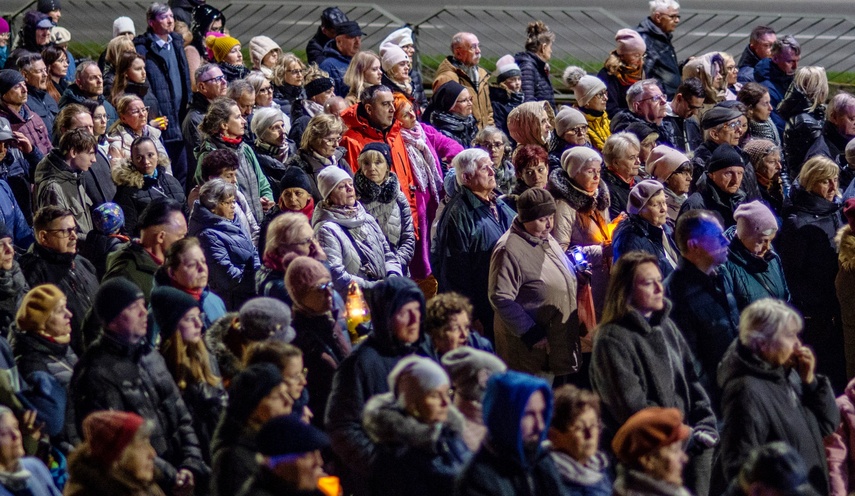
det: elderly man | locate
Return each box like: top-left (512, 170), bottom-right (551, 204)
top-left (816, 92), bottom-right (855, 178)
top-left (182, 64), bottom-right (227, 169)
top-left (680, 144), bottom-right (747, 228)
top-left (16, 53), bottom-right (57, 142)
top-left (33, 128), bottom-right (96, 234)
top-left (610, 79), bottom-right (671, 145)
top-left (737, 25), bottom-right (777, 84)
top-left (319, 20), bottom-right (364, 97)
top-left (691, 105), bottom-right (761, 200)
top-left (226, 80), bottom-right (256, 141)
top-left (432, 148), bottom-right (515, 338)
top-left (0, 68), bottom-right (51, 156)
top-left (662, 77), bottom-right (704, 154)
top-left (636, 0), bottom-right (682, 98)
top-left (56, 61), bottom-right (119, 126)
top-left (754, 35), bottom-right (801, 136)
top-left (433, 32), bottom-right (493, 129)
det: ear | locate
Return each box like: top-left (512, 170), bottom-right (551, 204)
top-left (638, 452), bottom-right (657, 473)
top-left (36, 230), bottom-right (48, 246)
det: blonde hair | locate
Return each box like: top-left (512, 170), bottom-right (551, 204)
top-left (161, 329), bottom-right (221, 389)
top-left (105, 36), bottom-right (135, 69)
top-left (272, 52), bottom-right (305, 87)
top-left (602, 132), bottom-right (640, 166)
top-left (344, 51), bottom-right (380, 103)
top-left (301, 113), bottom-right (345, 151)
top-left (793, 66), bottom-right (829, 112)
top-left (798, 155), bottom-right (839, 196)
top-left (263, 212), bottom-right (311, 261)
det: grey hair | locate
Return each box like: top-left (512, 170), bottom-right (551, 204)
top-left (626, 79), bottom-right (661, 108)
top-left (199, 178), bottom-right (237, 210)
top-left (472, 126), bottom-right (510, 148)
top-left (195, 63), bottom-right (219, 84)
top-left (739, 298), bottom-right (804, 355)
top-left (602, 132), bottom-right (641, 166)
top-left (146, 2), bottom-right (171, 22)
top-left (649, 0), bottom-right (680, 14)
top-left (828, 92), bottom-right (855, 124)
top-left (75, 60), bottom-right (99, 82)
top-left (0, 405), bottom-right (11, 419)
top-left (245, 72), bottom-right (268, 94)
top-left (226, 79), bottom-right (255, 100)
top-left (453, 148), bottom-right (491, 186)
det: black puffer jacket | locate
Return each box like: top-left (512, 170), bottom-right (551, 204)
top-left (210, 419), bottom-right (258, 496)
top-left (287, 147), bottom-right (352, 203)
top-left (612, 214), bottom-right (678, 278)
top-left (112, 163), bottom-right (188, 236)
top-left (490, 86), bottom-right (524, 143)
top-left (778, 85), bottom-right (826, 177)
top-left (0, 263), bottom-right (28, 333)
top-left (515, 51), bottom-right (555, 108)
top-left (11, 329), bottom-right (78, 388)
top-left (178, 354), bottom-right (227, 464)
top-left (636, 17), bottom-right (681, 98)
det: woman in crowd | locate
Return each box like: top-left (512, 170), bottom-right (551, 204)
top-left (205, 34), bottom-right (248, 82)
top-left (490, 55), bottom-right (525, 140)
top-left (591, 251), bottom-right (718, 496)
top-left (110, 52), bottom-right (161, 122)
top-left (379, 43), bottom-right (415, 110)
top-left (271, 52), bottom-right (305, 116)
top-left (0, 406), bottom-right (60, 494)
top-left (548, 385), bottom-right (612, 495)
top-left (42, 45), bottom-right (69, 102)
top-left (722, 52), bottom-right (741, 101)
top-left (681, 52), bottom-right (726, 110)
top-left (289, 113), bottom-right (351, 203)
top-left (505, 144), bottom-right (549, 210)
top-left (248, 35), bottom-right (280, 80)
top-left (612, 180), bottom-right (679, 277)
top-left (421, 292), bottom-right (492, 362)
top-left (152, 285), bottom-right (226, 464)
top-left (738, 82), bottom-right (781, 146)
top-left (472, 127), bottom-right (515, 195)
top-left (196, 97), bottom-right (273, 222)
top-left (189, 5), bottom-right (225, 67)
top-left (244, 341), bottom-right (312, 423)
top-left (574, 74), bottom-right (611, 152)
top-left (381, 26), bottom-right (426, 110)
top-left (489, 187), bottom-right (581, 381)
top-left (778, 66), bottom-right (828, 176)
top-left (647, 145), bottom-right (692, 228)
top-left (837, 200), bottom-right (855, 381)
top-left (0, 228), bottom-right (27, 331)
top-left (101, 36), bottom-right (135, 98)
top-left (549, 107), bottom-right (591, 167)
top-left (743, 139), bottom-right (785, 215)
top-left (364, 355), bottom-right (471, 496)
top-left (354, 143), bottom-right (415, 273)
top-left (343, 51), bottom-right (382, 106)
top-left (602, 132), bottom-right (642, 218)
top-left (192, 148), bottom-right (259, 244)
top-left (515, 21), bottom-right (555, 107)
top-left (107, 94), bottom-right (169, 166)
top-left (257, 167), bottom-right (316, 255)
top-left (246, 72), bottom-right (279, 111)
top-left (251, 107), bottom-right (294, 195)
top-left (312, 166), bottom-right (402, 292)
top-left (426, 81), bottom-right (479, 148)
top-left (73, 101), bottom-right (117, 208)
top-left (257, 212), bottom-right (326, 302)
top-left (507, 101), bottom-right (555, 164)
top-left (598, 29), bottom-right (646, 117)
top-left (112, 136), bottom-right (186, 236)
top-left (188, 179), bottom-right (260, 310)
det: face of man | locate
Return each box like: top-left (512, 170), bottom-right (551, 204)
top-left (365, 90), bottom-right (395, 129)
top-left (37, 215), bottom-right (78, 254)
top-left (519, 391), bottom-right (547, 448)
top-left (77, 65), bottom-right (104, 97)
top-left (197, 68), bottom-right (227, 100)
top-left (149, 9), bottom-right (175, 36)
top-left (773, 47), bottom-right (800, 76)
top-left (633, 85), bottom-right (667, 124)
top-left (710, 118), bottom-right (744, 146)
top-left (465, 156), bottom-right (497, 195)
top-left (67, 146), bottom-right (97, 172)
top-left (835, 105), bottom-right (855, 138)
top-left (708, 165), bottom-right (744, 195)
top-left (108, 299), bottom-right (149, 345)
top-left (653, 7), bottom-right (680, 34)
top-left (1, 81), bottom-right (27, 107)
top-left (23, 60), bottom-right (48, 90)
top-left (336, 35), bottom-right (362, 58)
top-left (455, 34), bottom-right (481, 66)
top-left (237, 91), bottom-right (255, 117)
top-left (688, 218), bottom-right (730, 267)
top-left (673, 94), bottom-right (704, 120)
top-left (751, 33), bottom-right (777, 59)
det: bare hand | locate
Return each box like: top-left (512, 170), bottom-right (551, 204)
top-left (260, 197), bottom-right (274, 212)
top-left (20, 410), bottom-right (42, 441)
top-left (12, 132), bottom-right (32, 154)
top-left (533, 337), bottom-right (550, 353)
top-left (792, 344), bottom-right (816, 384)
top-left (172, 469), bottom-right (195, 496)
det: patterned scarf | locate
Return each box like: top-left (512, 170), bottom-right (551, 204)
top-left (399, 123), bottom-right (442, 203)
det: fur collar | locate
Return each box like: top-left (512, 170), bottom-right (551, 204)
top-left (547, 168), bottom-right (610, 213)
top-left (837, 225), bottom-right (855, 271)
top-left (112, 157), bottom-right (169, 189)
top-left (363, 392), bottom-right (466, 452)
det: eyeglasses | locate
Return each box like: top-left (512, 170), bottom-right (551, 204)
top-left (45, 227), bottom-right (77, 238)
top-left (317, 281), bottom-right (334, 292)
top-left (127, 106), bottom-right (149, 117)
top-left (285, 368), bottom-right (308, 383)
top-left (568, 421), bottom-right (602, 436)
top-left (479, 141), bottom-right (504, 150)
top-left (567, 125), bottom-right (589, 136)
top-left (200, 75), bottom-right (226, 84)
top-left (457, 97), bottom-right (474, 104)
top-left (638, 93), bottom-right (667, 104)
top-left (595, 90), bottom-right (608, 99)
top-left (724, 121), bottom-right (745, 131)
top-left (321, 136), bottom-right (342, 145)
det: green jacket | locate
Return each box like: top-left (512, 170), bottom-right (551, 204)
top-left (102, 241), bottom-right (160, 302)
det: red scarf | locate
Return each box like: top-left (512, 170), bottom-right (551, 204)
top-left (172, 280), bottom-right (204, 301)
top-left (277, 196), bottom-right (315, 221)
top-left (220, 134), bottom-right (243, 146)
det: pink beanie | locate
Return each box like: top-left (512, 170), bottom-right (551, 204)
top-left (734, 201), bottom-right (778, 238)
top-left (561, 147), bottom-right (603, 178)
top-left (648, 145), bottom-right (690, 182)
top-left (615, 29), bottom-right (646, 55)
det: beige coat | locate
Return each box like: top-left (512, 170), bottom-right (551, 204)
top-left (433, 57), bottom-right (494, 129)
top-left (489, 221), bottom-right (580, 376)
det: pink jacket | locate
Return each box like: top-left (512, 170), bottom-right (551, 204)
top-left (826, 378), bottom-right (855, 496)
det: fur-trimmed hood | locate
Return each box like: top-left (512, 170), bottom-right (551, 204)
top-left (363, 391), bottom-right (466, 452)
top-left (65, 447), bottom-right (166, 496)
top-left (837, 224), bottom-right (855, 271)
top-left (547, 168), bottom-right (610, 213)
top-left (112, 157), bottom-right (170, 189)
top-left (203, 311), bottom-right (242, 383)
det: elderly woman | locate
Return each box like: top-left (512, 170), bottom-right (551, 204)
top-left (0, 405), bottom-right (61, 495)
top-left (196, 97), bottom-right (273, 222)
top-left (289, 113), bottom-right (352, 203)
top-left (426, 81), bottom-right (479, 148)
top-left (722, 52), bottom-right (741, 101)
top-left (251, 107), bottom-right (295, 195)
top-left (248, 35), bottom-right (280, 80)
top-left (737, 82), bottom-right (780, 146)
top-left (612, 180), bottom-right (679, 277)
top-left (597, 29), bottom-right (646, 117)
top-left (573, 74), bottom-right (611, 151)
top-left (719, 298), bottom-right (839, 495)
top-left (602, 132), bottom-right (642, 218)
top-left (205, 34), bottom-right (248, 82)
top-left (549, 107), bottom-right (592, 167)
top-left (515, 21), bottom-right (555, 107)
top-left (107, 94), bottom-right (170, 167)
top-left (344, 51), bottom-right (382, 106)
top-left (271, 52), bottom-right (305, 116)
top-left (489, 187), bottom-right (580, 380)
top-left (113, 136), bottom-right (187, 236)
top-left (778, 66), bottom-right (828, 176)
top-left (257, 167), bottom-right (317, 256)
top-left (0, 229), bottom-right (28, 330)
top-left (647, 145), bottom-right (692, 227)
top-left (472, 127), bottom-right (515, 195)
top-left (420, 292), bottom-right (493, 362)
top-left (245, 72), bottom-right (279, 112)
top-left (192, 148), bottom-right (259, 243)
top-left (364, 355), bottom-right (471, 496)
top-left (257, 212), bottom-right (326, 302)
top-left (548, 385), bottom-right (612, 495)
top-left (312, 167), bottom-right (402, 292)
top-left (506, 144), bottom-right (549, 210)
top-left (591, 252), bottom-right (718, 496)
top-left (507, 101), bottom-right (555, 161)
top-left (681, 52), bottom-right (726, 110)
top-left (188, 178), bottom-right (260, 310)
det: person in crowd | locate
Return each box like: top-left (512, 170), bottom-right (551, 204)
top-left (56, 61), bottom-right (119, 129)
top-left (103, 197), bottom-right (186, 304)
top-left (0, 68), bottom-right (52, 156)
top-left (681, 143), bottom-right (747, 228)
top-left (382, 27), bottom-right (426, 109)
top-left (0, 404), bottom-right (61, 495)
top-left (548, 385), bottom-right (612, 495)
top-left (243, 340), bottom-right (311, 424)
top-left (490, 187), bottom-right (581, 380)
top-left (378, 42), bottom-right (413, 108)
top-left (637, 0), bottom-right (681, 98)
top-left (182, 63), bottom-right (226, 164)
top-left (778, 155), bottom-right (845, 390)
top-left (7, 11), bottom-right (52, 69)
top-left (837, 200), bottom-right (855, 380)
top-left (432, 149), bottom-right (515, 336)
top-left (256, 168), bottom-right (317, 257)
top-left (507, 100), bottom-right (555, 162)
top-left (17, 53), bottom-right (57, 143)
top-left (133, 2), bottom-right (191, 188)
top-left (548, 107), bottom-right (591, 167)
top-left (226, 80), bottom-right (257, 142)
top-left (821, 92), bottom-right (855, 173)
top-left (610, 79), bottom-right (669, 142)
top-left (251, 106), bottom-right (294, 196)
top-left (737, 25), bottom-right (776, 84)
top-left (613, 179), bottom-right (679, 277)
top-left (515, 21), bottom-right (555, 107)
top-left (722, 53), bottom-right (742, 100)
top-left (187, 5), bottom-right (225, 77)
top-left (719, 298), bottom-right (838, 495)
top-left (289, 113), bottom-right (351, 203)
top-left (247, 72), bottom-right (281, 114)
top-left (205, 34), bottom-right (248, 83)
top-left (42, 45), bottom-right (68, 101)
top-left (472, 127), bottom-right (514, 195)
top-left (248, 35), bottom-right (280, 81)
top-left (33, 128), bottom-right (95, 235)
top-left (107, 94), bottom-right (170, 166)
top-left (324, 276), bottom-right (425, 494)
top-left (778, 66), bottom-right (828, 176)
top-left (598, 29), bottom-right (646, 118)
top-left (573, 74), bottom-right (611, 152)
top-left (306, 7), bottom-right (348, 66)
top-left (425, 80), bottom-right (478, 148)
top-left (433, 32), bottom-right (493, 129)
top-left (0, 226), bottom-right (28, 330)
top-left (490, 55), bottom-right (524, 141)
top-left (728, 442), bottom-right (819, 496)
top-left (354, 143), bottom-right (415, 272)
top-left (420, 292), bottom-right (492, 363)
top-left (455, 370), bottom-right (565, 495)
top-left (363, 355), bottom-right (470, 496)
top-left (151, 285), bottom-right (226, 463)
top-left (681, 52), bottom-right (726, 110)
top-left (690, 105), bottom-right (752, 188)
top-left (724, 201), bottom-right (789, 310)
top-left (20, 206), bottom-right (99, 354)
top-left (188, 178), bottom-right (259, 310)
top-left (70, 277), bottom-right (209, 492)
top-left (662, 78), bottom-right (704, 154)
top-left (64, 410), bottom-right (161, 496)
top-left (611, 407), bottom-right (692, 496)
top-left (312, 166), bottom-right (402, 292)
top-left (0, 117), bottom-right (37, 236)
top-left (192, 148), bottom-right (259, 243)
top-left (271, 52), bottom-right (305, 115)
top-left (742, 139), bottom-right (785, 214)
top-left (80, 202), bottom-right (128, 279)
top-left (755, 35), bottom-right (801, 136)
top-left (592, 251), bottom-right (718, 496)
top-left (196, 97), bottom-right (273, 222)
top-left (210, 362), bottom-right (293, 496)
top-left (102, 36), bottom-right (136, 98)
top-left (602, 132), bottom-right (641, 217)
top-left (737, 82), bottom-right (780, 147)
top-left (75, 100), bottom-right (118, 207)
top-left (0, 19), bottom-right (7, 69)
top-left (506, 143), bottom-right (549, 209)
top-left (343, 51), bottom-right (382, 106)
top-left (319, 21), bottom-right (364, 97)
top-left (647, 145), bottom-right (691, 227)
top-left (288, 67), bottom-right (334, 142)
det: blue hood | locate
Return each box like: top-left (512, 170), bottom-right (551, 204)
top-left (483, 371), bottom-right (552, 467)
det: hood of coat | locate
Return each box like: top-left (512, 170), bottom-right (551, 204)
top-left (34, 149), bottom-right (79, 184)
top-left (112, 160), bottom-right (168, 189)
top-left (547, 168), bottom-right (611, 213)
top-left (365, 276), bottom-right (425, 355)
top-left (362, 392), bottom-right (466, 451)
top-left (784, 185), bottom-right (840, 217)
top-left (837, 225), bottom-right (855, 271)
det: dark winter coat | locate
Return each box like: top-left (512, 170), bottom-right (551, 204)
top-left (133, 32), bottom-right (191, 143)
top-left (661, 113), bottom-right (702, 154)
top-left (102, 241), bottom-right (161, 303)
top-left (272, 82), bottom-right (303, 117)
top-left (430, 110), bottom-right (479, 149)
top-left (515, 51), bottom-right (555, 108)
top-left (182, 92), bottom-right (209, 167)
top-left (218, 61), bottom-right (249, 83)
top-left (237, 469), bottom-right (325, 496)
top-left (177, 355), bottom-right (227, 464)
top-left (112, 163), bottom-right (188, 236)
top-left (490, 86), bottom-right (524, 142)
top-left (679, 173), bottom-right (746, 228)
top-left (596, 67), bottom-right (630, 118)
top-left (79, 231), bottom-right (128, 280)
top-left (433, 57), bottom-right (494, 129)
top-left (754, 58), bottom-right (793, 137)
top-left (0, 263), bottom-right (28, 333)
top-left (56, 85), bottom-right (119, 128)
top-left (637, 17), bottom-right (681, 98)
top-left (0, 102), bottom-right (53, 157)
top-left (25, 85), bottom-right (58, 143)
top-left (287, 147), bottom-right (351, 203)
top-left (778, 84), bottom-right (826, 177)
top-left (64, 448), bottom-right (167, 496)
top-left (0, 177), bottom-right (33, 249)
top-left (609, 109), bottom-right (673, 148)
top-left (718, 340), bottom-right (839, 495)
top-left (306, 28), bottom-right (332, 65)
top-left (689, 140), bottom-right (761, 201)
top-left (0, 148), bottom-right (39, 230)
top-left (722, 232), bottom-right (790, 310)
top-left (612, 214), bottom-right (679, 278)
top-left (210, 419), bottom-right (258, 496)
top-left (82, 147), bottom-right (117, 209)
top-left (601, 167), bottom-right (632, 219)
top-left (736, 44), bottom-right (763, 84)
top-left (12, 330), bottom-right (78, 389)
top-left (318, 41), bottom-right (352, 97)
top-left (33, 149), bottom-right (94, 235)
top-left (254, 141), bottom-right (295, 199)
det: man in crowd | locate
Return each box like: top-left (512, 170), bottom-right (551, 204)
top-left (319, 20), bottom-right (363, 97)
top-left (306, 7), bottom-right (348, 65)
top-left (691, 105), bottom-right (761, 200)
top-left (681, 144), bottom-right (747, 228)
top-left (611, 79), bottom-right (670, 144)
top-left (754, 35), bottom-right (800, 136)
top-left (0, 69), bottom-right (51, 156)
top-left (55, 102), bottom-right (116, 212)
top-left (637, 0), bottom-right (682, 98)
top-left (16, 53), bottom-right (57, 142)
top-left (737, 25), bottom-right (777, 84)
top-left (662, 77), bottom-right (704, 154)
top-left (182, 63), bottom-right (227, 168)
top-left (817, 92), bottom-right (855, 169)
top-left (56, 61), bottom-right (118, 125)
top-left (433, 32), bottom-right (493, 129)
top-left (33, 128), bottom-right (96, 234)
top-left (226, 79), bottom-right (256, 141)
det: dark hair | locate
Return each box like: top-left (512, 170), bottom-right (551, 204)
top-left (16, 53), bottom-right (42, 72)
top-left (674, 209), bottom-right (723, 253)
top-left (550, 385), bottom-right (600, 431)
top-left (737, 82), bottom-right (769, 108)
top-left (78, 99), bottom-right (102, 116)
top-left (750, 25), bottom-right (776, 43)
top-left (601, 251), bottom-right (660, 324)
top-left (164, 236), bottom-right (201, 274)
top-left (244, 340), bottom-right (302, 370)
top-left (524, 21), bottom-right (555, 53)
top-left (676, 77), bottom-right (705, 100)
top-left (34, 206), bottom-right (74, 233)
top-left (111, 51), bottom-right (146, 104)
top-left (512, 144), bottom-right (549, 178)
top-left (200, 148), bottom-right (240, 180)
top-left (359, 84), bottom-right (392, 106)
top-left (138, 197), bottom-right (184, 230)
top-left (41, 45), bottom-right (66, 67)
top-left (198, 97), bottom-right (236, 137)
top-left (772, 35), bottom-right (800, 56)
top-left (59, 128), bottom-right (97, 155)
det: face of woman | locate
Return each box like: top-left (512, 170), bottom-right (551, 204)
top-left (611, 146), bottom-right (641, 180)
top-left (117, 431), bottom-right (157, 483)
top-left (642, 441), bottom-right (688, 486)
top-left (758, 151), bottom-right (782, 181)
top-left (281, 187), bottom-right (311, 212)
top-left (586, 89), bottom-right (608, 112)
top-left (431, 311), bottom-right (469, 356)
top-left (0, 413), bottom-right (24, 467)
top-left (666, 168), bottom-right (692, 196)
top-left (44, 298), bottom-right (73, 343)
top-left (740, 230), bottom-right (777, 258)
top-left (131, 141), bottom-right (158, 175)
top-left (630, 262), bottom-right (664, 317)
top-left (759, 319), bottom-right (801, 367)
top-left (122, 100), bottom-right (148, 133)
top-left (169, 245), bottom-right (208, 289)
top-left (0, 238), bottom-right (13, 271)
top-left (389, 59), bottom-right (411, 82)
top-left (92, 106), bottom-right (108, 136)
top-left (539, 41), bottom-right (553, 61)
top-left (364, 58), bottom-right (383, 85)
top-left (251, 383), bottom-right (294, 425)
top-left (411, 384), bottom-right (451, 424)
top-left (314, 133), bottom-right (341, 158)
top-left (224, 44), bottom-right (243, 65)
top-left (638, 191), bottom-right (668, 228)
top-left (725, 60), bottom-right (738, 85)
top-left (298, 276), bottom-right (334, 314)
top-left (558, 406), bottom-right (601, 463)
top-left (397, 103), bottom-right (417, 130)
top-left (563, 124), bottom-right (589, 147)
top-left (221, 105), bottom-right (246, 138)
top-left (521, 161), bottom-right (549, 189)
top-left (261, 120), bottom-right (286, 147)
top-left (361, 155), bottom-right (389, 185)
top-left (282, 356), bottom-right (307, 400)
top-left (620, 51), bottom-right (645, 69)
top-left (327, 179), bottom-right (356, 207)
top-left (812, 176), bottom-right (839, 202)
top-left (176, 307), bottom-right (203, 343)
top-left (574, 161), bottom-right (602, 193)
top-left (523, 214), bottom-right (554, 240)
top-left (50, 53), bottom-right (69, 79)
top-left (479, 133), bottom-right (505, 165)
top-left (262, 50), bottom-right (279, 69)
top-left (539, 111), bottom-right (553, 142)
top-left (128, 58), bottom-right (146, 83)
top-left (255, 82), bottom-right (274, 108)
top-left (751, 92), bottom-right (773, 122)
top-left (284, 62), bottom-right (304, 86)
top-left (213, 195), bottom-right (236, 220)
top-left (449, 89), bottom-right (473, 117)
top-left (392, 300), bottom-right (421, 345)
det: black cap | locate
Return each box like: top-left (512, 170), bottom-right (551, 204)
top-left (94, 277), bottom-right (144, 326)
top-left (279, 166), bottom-right (314, 195)
top-left (226, 363), bottom-right (285, 424)
top-left (257, 415), bottom-right (330, 456)
top-left (321, 7), bottom-right (349, 29)
top-left (707, 143), bottom-right (745, 173)
top-left (739, 442), bottom-right (820, 496)
top-left (335, 20), bottom-right (364, 37)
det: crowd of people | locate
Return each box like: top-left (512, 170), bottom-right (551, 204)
top-left (0, 0), bottom-right (854, 494)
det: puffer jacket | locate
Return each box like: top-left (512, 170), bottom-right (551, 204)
top-left (195, 136), bottom-right (273, 221)
top-left (188, 202), bottom-right (260, 311)
top-left (0, 102), bottom-right (52, 156)
top-left (112, 163), bottom-right (188, 236)
top-left (722, 229), bottom-right (790, 310)
top-left (178, 354), bottom-right (227, 464)
top-left (661, 113), bottom-right (702, 155)
top-left (287, 147), bottom-right (352, 203)
top-left (133, 32), bottom-right (191, 143)
top-left (33, 149), bottom-right (94, 235)
top-left (612, 214), bottom-right (678, 278)
top-left (515, 51), bottom-right (555, 108)
top-left (430, 110), bottom-right (478, 148)
top-left (636, 17), bottom-right (681, 98)
top-left (312, 202), bottom-right (402, 293)
top-left (57, 84), bottom-right (119, 128)
top-left (432, 57), bottom-right (494, 129)
top-left (11, 329), bottom-right (77, 389)
top-left (490, 86), bottom-right (524, 143)
top-left (355, 172), bottom-right (416, 271)
top-left (778, 84), bottom-right (826, 177)
top-left (754, 58), bottom-right (792, 136)
top-left (0, 179), bottom-right (33, 249)
top-left (826, 377), bottom-right (855, 496)
top-left (364, 392), bottom-right (471, 496)
top-left (0, 263), bottom-right (28, 333)
top-left (24, 85), bottom-right (58, 143)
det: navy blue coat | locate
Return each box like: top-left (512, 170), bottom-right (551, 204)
top-left (754, 58), bottom-right (793, 138)
top-left (134, 32), bottom-right (191, 143)
top-left (0, 179), bottom-right (33, 249)
top-left (24, 86), bottom-right (58, 143)
top-left (612, 214), bottom-right (678, 278)
top-left (515, 51), bottom-right (555, 108)
top-left (637, 17), bottom-right (681, 98)
top-left (56, 84), bottom-right (118, 128)
top-left (318, 41), bottom-right (352, 97)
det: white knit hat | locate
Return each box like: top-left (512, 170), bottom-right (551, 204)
top-left (388, 355), bottom-right (449, 409)
top-left (251, 107), bottom-right (290, 138)
top-left (554, 106), bottom-right (587, 137)
top-left (112, 16), bottom-right (135, 38)
top-left (494, 54), bottom-right (521, 84)
top-left (50, 26), bottom-right (70, 44)
top-left (317, 166), bottom-right (352, 200)
top-left (380, 43), bottom-right (409, 72)
top-left (574, 75), bottom-right (607, 107)
top-left (381, 27), bottom-right (414, 48)
top-left (249, 36), bottom-right (281, 68)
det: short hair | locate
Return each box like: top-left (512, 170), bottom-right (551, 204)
top-left (626, 79), bottom-right (661, 108)
top-left (524, 21), bottom-right (555, 53)
top-left (676, 77), bottom-right (705, 101)
top-left (737, 82), bottom-right (769, 108)
top-left (138, 197), bottom-right (184, 230)
top-left (226, 79), bottom-right (255, 100)
top-left (601, 251), bottom-right (660, 324)
top-left (602, 132), bottom-right (641, 166)
top-left (424, 292), bottom-right (473, 340)
top-left (59, 128), bottom-right (96, 155)
top-left (41, 45), bottom-right (66, 67)
top-left (450, 32), bottom-right (474, 53)
top-left (772, 35), bottom-right (801, 57)
top-left (244, 340), bottom-right (302, 370)
top-left (74, 60), bottom-right (99, 83)
top-left (472, 126), bottom-right (510, 152)
top-left (199, 178), bottom-right (237, 210)
top-left (264, 212), bottom-right (311, 261)
top-left (749, 25), bottom-right (776, 44)
top-left (198, 97), bottom-right (237, 137)
top-left (54, 103), bottom-right (89, 136)
top-left (453, 148), bottom-right (491, 186)
top-left (195, 63), bottom-right (219, 84)
top-left (739, 298), bottom-right (803, 355)
top-left (34, 206), bottom-right (74, 233)
top-left (793, 66), bottom-right (828, 112)
top-left (114, 93), bottom-right (143, 116)
top-left (200, 148), bottom-right (240, 181)
top-left (512, 144), bottom-right (549, 178)
top-left (674, 209), bottom-right (722, 253)
top-left (146, 2), bottom-right (171, 23)
top-left (16, 53), bottom-right (42, 72)
top-left (551, 385), bottom-right (601, 431)
top-left (829, 92), bottom-right (855, 124)
top-left (649, 0), bottom-right (680, 15)
top-left (163, 236), bottom-right (201, 274)
top-left (359, 84), bottom-right (392, 107)
top-left (300, 113), bottom-right (345, 151)
top-left (245, 72), bottom-right (268, 95)
top-left (798, 155), bottom-right (839, 194)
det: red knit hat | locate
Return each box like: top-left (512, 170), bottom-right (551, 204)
top-left (82, 411), bottom-right (145, 465)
